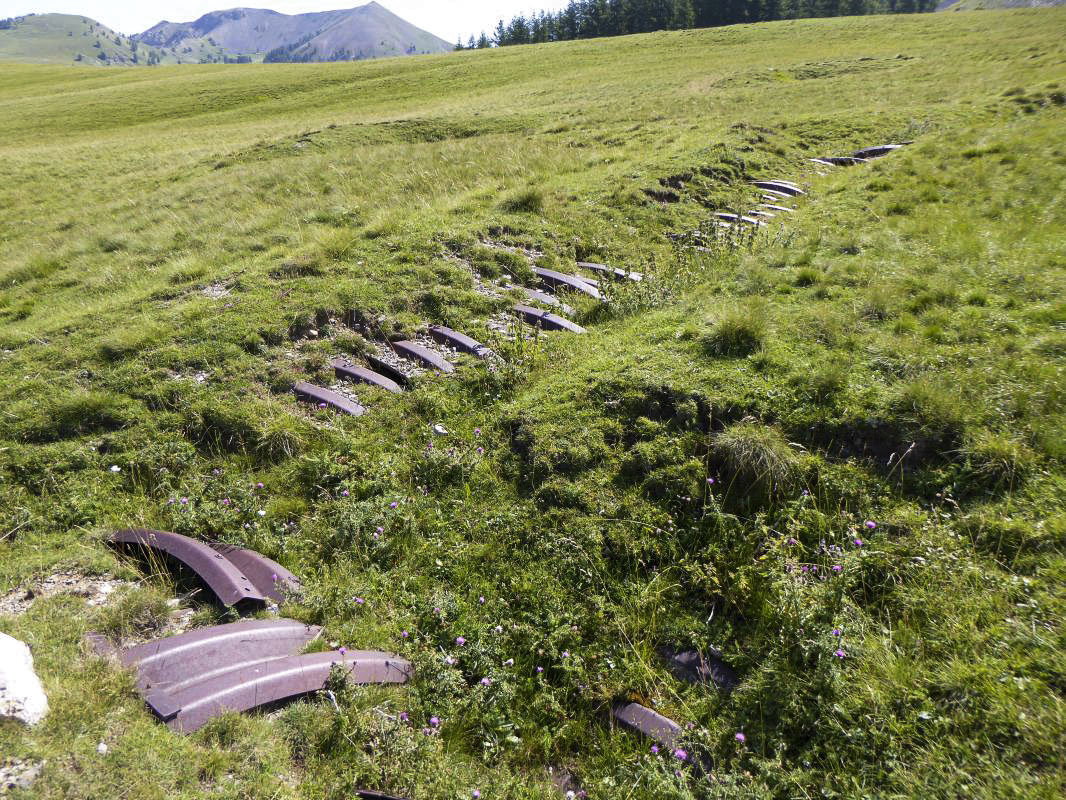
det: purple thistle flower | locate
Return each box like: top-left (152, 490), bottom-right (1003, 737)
top-left (562, 651), bottom-right (570, 658)
top-left (256, 482), bottom-right (264, 489)
top-left (429, 716), bottom-right (440, 728)
top-left (456, 636), bottom-right (466, 646)
top-left (444, 656), bottom-right (456, 665)
top-left (271, 573), bottom-right (278, 582)
top-left (399, 711), bottom-right (409, 722)
top-left (401, 630), bottom-right (409, 638)
top-left (536, 666), bottom-right (544, 673)
top-left (735, 732), bottom-right (746, 742)
top-left (422, 727), bottom-right (431, 736)
top-left (180, 497), bottom-right (188, 505)
top-left (471, 791), bottom-right (481, 799)
top-left (390, 501), bottom-right (398, 509)
top-left (650, 744), bottom-right (660, 754)
top-left (801, 565), bottom-right (809, 573)
top-left (835, 649), bottom-right (847, 659)
top-left (673, 748), bottom-right (687, 761)
top-left (476, 446), bottom-right (484, 455)
top-left (832, 565), bottom-right (843, 573)
top-left (342, 490), bottom-right (349, 497)
top-left (865, 520), bottom-right (877, 529)
top-left (788, 537), bottom-right (798, 545)
top-left (338, 647), bottom-right (347, 656)
top-left (480, 677), bottom-right (492, 686)
top-left (355, 597), bottom-right (365, 605)
top-left (474, 428), bottom-right (481, 436)
top-left (319, 402), bottom-right (327, 409)
top-left (833, 628), bottom-right (842, 636)
top-left (478, 595), bottom-right (485, 604)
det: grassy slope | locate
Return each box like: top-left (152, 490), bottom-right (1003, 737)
top-left (0, 9), bottom-right (1064, 799)
top-left (0, 13), bottom-right (227, 65)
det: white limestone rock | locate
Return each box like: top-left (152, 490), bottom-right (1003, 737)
top-left (0, 633), bottom-right (48, 726)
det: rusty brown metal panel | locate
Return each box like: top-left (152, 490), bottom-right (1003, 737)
top-left (293, 381), bottom-right (366, 416)
top-left (111, 529), bottom-right (266, 608)
top-left (752, 180), bottom-right (805, 197)
top-left (392, 341), bottom-right (455, 374)
top-left (512, 304), bottom-right (586, 334)
top-left (611, 702), bottom-right (681, 748)
top-left (210, 544), bottom-right (301, 603)
top-left (427, 326), bottom-right (494, 359)
top-left (331, 358), bottom-right (404, 394)
top-left (532, 267), bottom-right (601, 300)
top-left (151, 650), bottom-right (412, 733)
top-left (852, 144), bottom-right (904, 159)
top-left (121, 619), bottom-right (320, 690)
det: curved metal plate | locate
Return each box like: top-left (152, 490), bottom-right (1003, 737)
top-left (852, 144), bottom-right (904, 159)
top-left (121, 619), bottom-right (321, 690)
top-left (522, 288), bottom-right (575, 316)
top-left (752, 180), bottom-right (805, 196)
top-left (294, 381), bottom-right (365, 416)
top-left (331, 358), bottom-right (404, 393)
top-left (809, 158), bottom-right (837, 167)
top-left (714, 212), bottom-right (765, 227)
top-left (152, 650), bottom-right (412, 733)
top-left (111, 529), bottom-right (266, 608)
top-left (576, 261), bottom-right (643, 282)
top-left (759, 188), bottom-right (794, 201)
top-left (612, 702), bottom-right (681, 748)
top-left (392, 341), bottom-right (455, 374)
top-left (365, 354), bottom-right (411, 387)
top-left (356, 792), bottom-right (410, 800)
top-left (532, 267), bottom-right (601, 300)
top-left (759, 204), bottom-right (794, 213)
top-left (427, 326), bottom-right (494, 359)
top-left (821, 156), bottom-right (869, 166)
top-left (512, 304), bottom-right (586, 334)
top-left (660, 647), bottom-right (738, 692)
top-left (747, 210), bottom-right (774, 218)
top-left (209, 545), bottom-right (301, 603)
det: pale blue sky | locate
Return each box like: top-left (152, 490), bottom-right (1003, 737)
top-left (0, 1), bottom-right (568, 41)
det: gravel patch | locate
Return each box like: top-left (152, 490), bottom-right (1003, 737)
top-left (0, 572), bottom-right (130, 617)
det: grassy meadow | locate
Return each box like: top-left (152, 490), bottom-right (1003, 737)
top-left (1, 8), bottom-right (1065, 799)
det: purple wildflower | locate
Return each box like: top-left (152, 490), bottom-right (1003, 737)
top-left (471, 791), bottom-right (481, 799)
top-left (478, 595), bottom-right (485, 604)
top-left (271, 573), bottom-right (278, 582)
top-left (342, 490), bottom-right (349, 497)
top-left (832, 565), bottom-right (843, 573)
top-left (835, 649), bottom-right (847, 659)
top-left (429, 716), bottom-right (440, 728)
top-left (456, 636), bottom-right (466, 646)
top-left (390, 501), bottom-right (398, 509)
top-left (180, 497), bottom-right (188, 505)
top-left (480, 677), bottom-right (492, 686)
top-left (865, 520), bottom-right (877, 529)
top-left (355, 597), bottom-right (365, 605)
top-left (833, 628), bottom-right (842, 636)
top-left (399, 711), bottom-right (409, 722)
top-left (401, 630), bottom-right (409, 639)
top-left (673, 748), bottom-right (687, 761)
top-left (338, 647), bottom-right (347, 656)
top-left (735, 732), bottom-right (746, 743)
top-left (504, 658), bottom-right (514, 666)
top-left (536, 666), bottom-right (544, 673)
top-left (651, 745), bottom-right (660, 754)
top-left (256, 482), bottom-right (264, 489)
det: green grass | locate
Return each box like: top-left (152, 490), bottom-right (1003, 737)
top-left (1, 9), bottom-right (1065, 799)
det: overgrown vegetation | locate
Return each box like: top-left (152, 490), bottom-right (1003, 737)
top-left (1, 9), bottom-right (1064, 800)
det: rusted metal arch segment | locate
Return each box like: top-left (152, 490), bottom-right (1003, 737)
top-left (356, 792), bottom-right (410, 800)
top-left (820, 156), bottom-right (869, 166)
top-left (111, 528), bottom-right (267, 608)
top-left (150, 650), bottom-right (412, 733)
top-left (365, 354), bottom-right (411, 387)
top-left (853, 144), bottom-right (904, 159)
top-left (120, 619), bottom-right (321, 690)
top-left (759, 188), bottom-right (795, 201)
top-left (331, 358), bottom-right (404, 394)
top-left (293, 381), bottom-right (366, 416)
top-left (809, 158), bottom-right (837, 167)
top-left (427, 326), bottom-right (494, 360)
top-left (521, 288), bottom-right (575, 317)
top-left (611, 702), bottom-right (682, 749)
top-left (576, 261), bottom-right (643, 282)
top-left (714, 212), bottom-right (765, 228)
top-left (392, 341), bottom-right (455, 374)
top-left (660, 647), bottom-right (739, 693)
top-left (532, 267), bottom-right (601, 300)
top-left (759, 204), bottom-right (794, 213)
top-left (752, 180), bottom-right (806, 197)
top-left (512, 304), bottom-right (586, 334)
top-left (746, 210), bottom-right (775, 219)
top-left (209, 544), bottom-right (300, 603)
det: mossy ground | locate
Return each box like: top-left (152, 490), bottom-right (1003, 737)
top-left (1, 10), bottom-right (1064, 800)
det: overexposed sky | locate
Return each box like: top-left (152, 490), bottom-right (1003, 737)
top-left (0, 1), bottom-right (568, 41)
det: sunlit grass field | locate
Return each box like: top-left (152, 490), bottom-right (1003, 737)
top-left (1, 9), bottom-right (1064, 799)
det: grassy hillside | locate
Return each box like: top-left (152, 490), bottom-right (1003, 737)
top-left (939, 0), bottom-right (1065, 9)
top-left (1, 9), bottom-right (1064, 800)
top-left (0, 12), bottom-right (228, 65)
